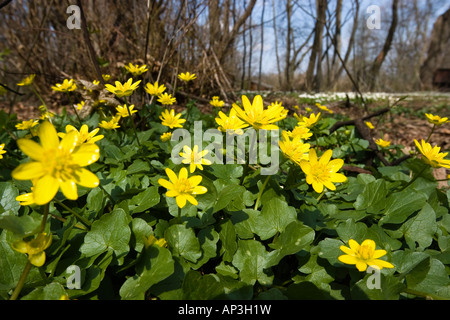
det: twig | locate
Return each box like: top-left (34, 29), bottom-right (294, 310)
top-left (76, 0), bottom-right (105, 86)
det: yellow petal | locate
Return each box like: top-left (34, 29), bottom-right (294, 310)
top-left (188, 175), bottom-right (202, 187)
top-left (17, 139), bottom-right (44, 161)
top-left (60, 179), bottom-right (78, 200)
top-left (73, 168), bottom-right (99, 188)
top-left (71, 144), bottom-right (100, 166)
top-left (308, 149), bottom-right (317, 164)
top-left (338, 254), bottom-right (358, 265)
top-left (176, 195), bottom-right (187, 208)
top-left (33, 175), bottom-right (60, 205)
top-left (12, 162), bottom-right (44, 181)
top-left (60, 131), bottom-right (78, 153)
top-left (330, 172), bottom-right (347, 183)
top-left (158, 178), bottom-right (174, 190)
top-left (319, 150), bottom-right (333, 165)
top-left (371, 259), bottom-right (394, 269)
top-left (12, 240), bottom-right (28, 254)
top-left (39, 121), bottom-right (59, 150)
top-left (312, 181), bottom-right (324, 194)
top-left (178, 167), bottom-right (188, 180)
top-left (339, 245), bottom-right (355, 256)
top-left (356, 261), bottom-right (368, 272)
top-left (29, 252), bottom-right (46, 267)
top-left (372, 249), bottom-right (387, 259)
top-left (185, 194), bottom-right (198, 206)
top-left (164, 168), bottom-right (177, 184)
top-left (192, 186), bottom-right (207, 195)
top-left (348, 239), bottom-right (360, 252)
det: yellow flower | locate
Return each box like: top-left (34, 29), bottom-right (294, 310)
top-left (305, 107), bottom-right (313, 113)
top-left (210, 96), bottom-right (224, 108)
top-left (11, 121), bottom-right (100, 205)
top-left (375, 138), bottom-right (391, 148)
top-left (0, 143), bottom-right (6, 159)
top-left (17, 74), bottom-right (36, 86)
top-left (157, 92), bottom-right (177, 105)
top-left (232, 95), bottom-right (287, 130)
top-left (144, 81), bottom-right (166, 96)
top-left (315, 103), bottom-right (333, 114)
top-left (160, 109), bottom-right (186, 129)
top-left (76, 101), bottom-right (85, 110)
top-left (12, 232), bottom-right (52, 267)
top-left (425, 113), bottom-right (449, 126)
top-left (16, 189), bottom-right (35, 206)
top-left (295, 112), bottom-right (321, 128)
top-left (158, 167), bottom-right (208, 208)
top-left (414, 139), bottom-right (450, 168)
top-left (338, 239), bottom-right (394, 272)
top-left (279, 131), bottom-right (310, 166)
top-left (180, 145), bottom-right (212, 173)
top-left (287, 125), bottom-right (313, 141)
top-left (116, 104), bottom-right (138, 118)
top-left (300, 149), bottom-right (347, 193)
top-left (15, 119), bottom-right (39, 131)
top-left (178, 72), bottom-right (197, 82)
top-left (99, 116), bottom-right (121, 130)
top-left (51, 79), bottom-right (77, 92)
top-left (365, 121), bottom-right (375, 129)
top-left (102, 74), bottom-right (111, 82)
top-left (58, 124), bottom-right (104, 146)
top-left (160, 132), bottom-right (172, 142)
top-left (124, 63), bottom-right (148, 76)
top-left (143, 235), bottom-right (168, 249)
top-left (215, 108), bottom-right (249, 135)
top-left (105, 78), bottom-right (141, 97)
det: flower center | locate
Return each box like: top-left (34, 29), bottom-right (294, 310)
top-left (176, 178), bottom-right (192, 194)
top-left (310, 163), bottom-right (331, 182)
top-left (42, 148), bottom-right (77, 181)
top-left (358, 244), bottom-right (374, 260)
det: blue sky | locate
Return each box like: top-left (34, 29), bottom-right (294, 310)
top-left (245, 0), bottom-right (450, 74)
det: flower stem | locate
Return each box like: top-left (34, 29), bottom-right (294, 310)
top-left (399, 165), bottom-right (428, 191)
top-left (124, 98), bottom-right (141, 147)
top-left (9, 261), bottom-right (32, 300)
top-left (425, 124), bottom-right (436, 143)
top-left (66, 92), bottom-right (82, 126)
top-left (54, 198), bottom-right (91, 228)
top-left (254, 175), bottom-right (271, 210)
top-left (10, 202), bottom-right (49, 300)
top-left (316, 190), bottom-right (325, 202)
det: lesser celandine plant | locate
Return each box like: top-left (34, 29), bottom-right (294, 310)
top-left (2, 66), bottom-right (450, 301)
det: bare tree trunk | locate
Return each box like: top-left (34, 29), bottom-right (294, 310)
top-left (368, 0), bottom-right (398, 90)
top-left (284, 0), bottom-right (293, 90)
top-left (333, 0), bottom-right (360, 88)
top-left (272, 0), bottom-right (283, 88)
top-left (305, 0), bottom-right (327, 92)
top-left (258, 0), bottom-right (266, 90)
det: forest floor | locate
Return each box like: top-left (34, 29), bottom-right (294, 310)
top-left (2, 91), bottom-right (449, 185)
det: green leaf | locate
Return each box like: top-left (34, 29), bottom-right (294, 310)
top-left (119, 245), bottom-right (174, 300)
top-left (379, 190), bottom-right (427, 225)
top-left (0, 214), bottom-right (41, 237)
top-left (232, 239), bottom-right (273, 286)
top-left (317, 238), bottom-right (344, 267)
top-left (253, 198), bottom-right (297, 240)
top-left (218, 219), bottom-right (237, 262)
top-left (353, 179), bottom-right (389, 213)
top-left (0, 238), bottom-right (41, 295)
top-left (127, 159), bottom-right (150, 174)
top-left (80, 208), bottom-right (131, 264)
top-left (164, 224), bottom-right (202, 263)
top-left (0, 182), bottom-right (20, 215)
top-left (405, 257), bottom-right (450, 299)
top-left (351, 272), bottom-right (405, 300)
top-left (267, 221), bottom-right (315, 267)
top-left (190, 226), bottom-right (219, 269)
top-left (129, 186), bottom-right (160, 214)
top-left (401, 203), bottom-right (437, 250)
top-left (209, 164), bottom-right (243, 180)
top-left (213, 184), bottom-right (247, 213)
top-left (181, 271), bottom-right (225, 300)
top-left (22, 282), bottom-right (68, 300)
